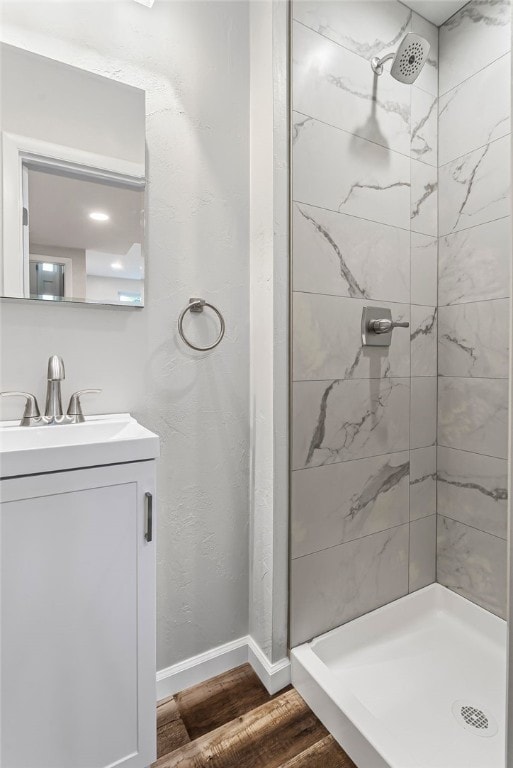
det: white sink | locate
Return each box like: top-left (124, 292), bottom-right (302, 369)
top-left (0, 413), bottom-right (159, 478)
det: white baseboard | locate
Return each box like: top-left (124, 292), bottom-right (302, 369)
top-left (247, 637), bottom-right (291, 695)
top-left (156, 636), bottom-right (248, 700)
top-left (156, 635), bottom-right (291, 701)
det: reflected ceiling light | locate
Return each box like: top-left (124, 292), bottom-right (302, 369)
top-left (111, 262), bottom-right (123, 270)
top-left (41, 263), bottom-right (55, 272)
top-left (134, 0), bottom-right (155, 6)
top-left (89, 211), bottom-right (110, 222)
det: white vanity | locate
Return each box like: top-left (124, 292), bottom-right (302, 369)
top-left (0, 414), bottom-right (159, 768)
top-left (0, 28), bottom-right (159, 768)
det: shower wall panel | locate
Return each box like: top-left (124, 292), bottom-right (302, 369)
top-left (290, 1), bottom-right (438, 646)
top-left (436, 0), bottom-right (511, 618)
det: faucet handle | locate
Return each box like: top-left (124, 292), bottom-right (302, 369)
top-left (67, 389), bottom-right (102, 423)
top-left (368, 318), bottom-right (410, 334)
top-left (0, 392), bottom-right (41, 426)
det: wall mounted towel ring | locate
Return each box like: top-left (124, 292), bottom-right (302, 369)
top-left (178, 297), bottom-right (225, 351)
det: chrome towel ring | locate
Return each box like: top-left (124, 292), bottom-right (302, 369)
top-left (178, 297), bottom-right (225, 351)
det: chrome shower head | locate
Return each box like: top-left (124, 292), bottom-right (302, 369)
top-left (371, 33), bottom-right (430, 84)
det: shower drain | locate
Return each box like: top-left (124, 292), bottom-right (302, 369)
top-left (451, 700), bottom-right (498, 738)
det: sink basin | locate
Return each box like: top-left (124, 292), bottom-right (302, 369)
top-left (0, 414), bottom-right (159, 478)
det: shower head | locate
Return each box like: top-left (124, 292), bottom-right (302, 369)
top-left (371, 33), bottom-right (430, 84)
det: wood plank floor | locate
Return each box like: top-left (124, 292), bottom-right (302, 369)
top-left (153, 663), bottom-right (356, 768)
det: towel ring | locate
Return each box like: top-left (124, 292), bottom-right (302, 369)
top-left (178, 297), bottom-right (225, 351)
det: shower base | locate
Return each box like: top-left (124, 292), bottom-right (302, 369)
top-left (291, 584), bottom-right (506, 768)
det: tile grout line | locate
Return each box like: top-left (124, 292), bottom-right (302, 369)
top-left (438, 130), bottom-right (512, 170)
top-left (437, 513), bottom-right (508, 543)
top-left (437, 442), bottom-right (507, 462)
top-left (293, 107), bottom-right (438, 168)
top-left (290, 442), bottom-right (504, 475)
top-left (291, 519), bottom-right (416, 562)
top-left (292, 443), bottom-right (436, 472)
top-left (438, 48), bottom-right (512, 100)
top-left (293, 200), bottom-right (510, 241)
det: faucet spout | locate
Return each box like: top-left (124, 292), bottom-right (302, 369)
top-left (45, 355), bottom-right (65, 421)
top-left (47, 354), bottom-right (65, 382)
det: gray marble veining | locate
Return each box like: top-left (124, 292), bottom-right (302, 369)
top-left (293, 1), bottom-right (412, 61)
top-left (439, 53), bottom-right (510, 166)
top-left (411, 233), bottom-right (437, 307)
top-left (290, 523), bottom-right (409, 645)
top-left (437, 515), bottom-right (507, 618)
top-left (293, 378), bottom-right (410, 470)
top-left (293, 203), bottom-right (410, 303)
top-left (438, 377), bottom-right (508, 459)
top-left (438, 217), bottom-right (511, 306)
top-left (409, 515), bottom-right (436, 593)
top-left (293, 112), bottom-right (411, 229)
top-left (293, 293), bottom-right (410, 381)
top-left (438, 299), bottom-right (509, 378)
top-left (411, 159), bottom-right (437, 236)
top-left (411, 306), bottom-right (437, 377)
top-left (437, 446), bottom-right (507, 539)
top-left (438, 135), bottom-right (510, 236)
top-left (411, 88), bottom-right (437, 167)
top-left (439, 0), bottom-right (511, 95)
top-left (410, 446), bottom-right (436, 522)
top-left (291, 451), bottom-right (409, 558)
top-left (293, 22), bottom-right (411, 156)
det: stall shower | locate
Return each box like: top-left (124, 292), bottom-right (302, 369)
top-left (289, 1), bottom-right (511, 766)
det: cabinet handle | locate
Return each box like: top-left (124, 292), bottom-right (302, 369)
top-left (145, 492), bottom-right (153, 542)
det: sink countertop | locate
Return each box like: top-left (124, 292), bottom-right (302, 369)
top-left (0, 413), bottom-right (160, 478)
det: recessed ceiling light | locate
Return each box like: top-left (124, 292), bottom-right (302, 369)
top-left (111, 262), bottom-right (123, 270)
top-left (134, 0), bottom-right (155, 6)
top-left (89, 211), bottom-right (110, 222)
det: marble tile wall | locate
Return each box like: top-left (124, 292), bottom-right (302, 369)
top-left (290, 0), bottom-right (438, 646)
top-left (436, 0), bottom-right (511, 619)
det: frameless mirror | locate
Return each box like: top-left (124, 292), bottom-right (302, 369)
top-left (26, 166), bottom-right (144, 305)
top-left (1, 43), bottom-right (146, 307)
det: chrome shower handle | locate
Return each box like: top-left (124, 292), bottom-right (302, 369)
top-left (368, 318), bottom-right (410, 334)
top-left (67, 389), bottom-right (102, 423)
top-left (0, 391), bottom-right (41, 426)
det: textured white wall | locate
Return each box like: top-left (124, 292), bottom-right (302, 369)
top-left (0, 0), bottom-right (250, 670)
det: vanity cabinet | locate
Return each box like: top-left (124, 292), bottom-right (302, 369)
top-left (0, 460), bottom-right (156, 768)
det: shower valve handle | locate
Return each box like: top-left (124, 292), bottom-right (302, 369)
top-left (368, 318), bottom-right (409, 334)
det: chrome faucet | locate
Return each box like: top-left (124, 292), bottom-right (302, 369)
top-left (1, 355), bottom-right (101, 426)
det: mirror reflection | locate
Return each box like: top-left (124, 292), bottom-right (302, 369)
top-left (26, 167), bottom-right (144, 305)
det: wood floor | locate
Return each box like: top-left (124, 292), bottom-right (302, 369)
top-left (153, 663), bottom-right (356, 768)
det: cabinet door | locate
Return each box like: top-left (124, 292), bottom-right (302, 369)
top-left (0, 462), bottom-right (156, 768)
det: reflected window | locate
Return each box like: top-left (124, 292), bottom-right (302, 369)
top-left (29, 261), bottom-right (65, 299)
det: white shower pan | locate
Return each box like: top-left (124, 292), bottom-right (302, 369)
top-left (291, 584), bottom-right (506, 768)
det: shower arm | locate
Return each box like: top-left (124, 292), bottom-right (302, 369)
top-left (371, 52), bottom-right (395, 76)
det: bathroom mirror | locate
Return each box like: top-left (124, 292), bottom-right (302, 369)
top-left (0, 43), bottom-right (146, 306)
